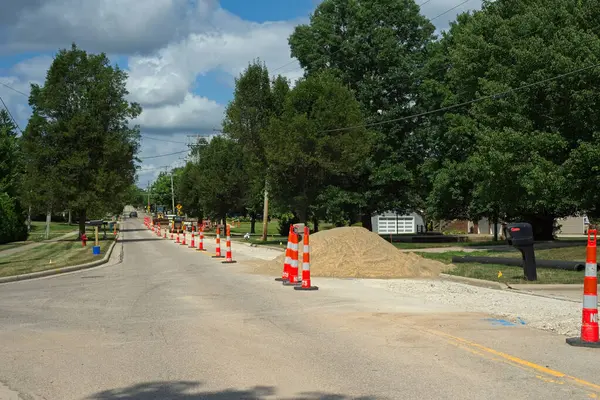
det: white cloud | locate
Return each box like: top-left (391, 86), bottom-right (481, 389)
top-left (126, 14), bottom-right (305, 107)
top-left (11, 55), bottom-right (54, 82)
top-left (134, 93), bottom-right (224, 132)
top-left (1, 0), bottom-right (210, 55)
top-left (0, 0), bottom-right (483, 186)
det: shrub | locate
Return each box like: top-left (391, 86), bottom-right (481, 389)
top-left (0, 193), bottom-right (27, 244)
top-left (277, 212), bottom-right (298, 236)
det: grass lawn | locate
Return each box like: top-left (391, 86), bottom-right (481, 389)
top-left (417, 245), bottom-right (591, 284)
top-left (27, 221), bottom-right (78, 241)
top-left (392, 240), bottom-right (508, 249)
top-left (227, 220), bottom-right (336, 239)
top-left (391, 239), bottom-right (586, 250)
top-left (0, 222), bottom-right (102, 253)
top-left (228, 221), bottom-right (280, 236)
top-left (0, 236), bottom-right (114, 277)
top-left (0, 242), bottom-right (30, 252)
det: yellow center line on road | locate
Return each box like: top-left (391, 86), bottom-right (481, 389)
top-left (424, 328), bottom-right (600, 393)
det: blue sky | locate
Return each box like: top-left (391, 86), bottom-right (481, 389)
top-left (220, 0), bottom-right (319, 22)
top-left (0, 0), bottom-right (482, 186)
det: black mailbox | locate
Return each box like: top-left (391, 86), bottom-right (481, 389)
top-left (85, 220), bottom-right (104, 227)
top-left (506, 222), bottom-right (537, 281)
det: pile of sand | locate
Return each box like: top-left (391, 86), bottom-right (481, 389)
top-left (249, 226), bottom-right (447, 279)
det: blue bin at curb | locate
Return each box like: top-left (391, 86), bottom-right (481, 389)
top-left (92, 245), bottom-right (101, 256)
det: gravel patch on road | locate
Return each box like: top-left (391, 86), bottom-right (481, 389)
top-left (360, 279), bottom-right (581, 336)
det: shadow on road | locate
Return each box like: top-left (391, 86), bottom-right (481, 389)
top-left (86, 381), bottom-right (381, 400)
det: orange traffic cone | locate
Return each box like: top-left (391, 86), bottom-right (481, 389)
top-left (189, 232), bottom-right (195, 248)
top-left (275, 226), bottom-right (293, 282)
top-left (567, 229), bottom-right (600, 347)
top-left (212, 226), bottom-right (224, 258)
top-left (294, 226), bottom-right (318, 291)
top-left (197, 225), bottom-right (206, 251)
top-left (222, 225), bottom-right (237, 264)
top-left (283, 229), bottom-right (300, 287)
top-left (181, 231), bottom-right (187, 246)
top-left (176, 232), bottom-right (180, 244)
top-left (163, 229), bottom-right (167, 239)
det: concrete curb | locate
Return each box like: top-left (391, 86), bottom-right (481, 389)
top-left (0, 239), bottom-right (118, 284)
top-left (439, 273), bottom-right (507, 290)
top-left (229, 239), bottom-right (286, 252)
top-left (242, 242), bottom-right (285, 252)
top-left (507, 283), bottom-right (587, 290)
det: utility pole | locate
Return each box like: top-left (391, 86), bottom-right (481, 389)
top-left (261, 178), bottom-right (269, 241)
top-left (170, 172), bottom-right (175, 214)
top-left (187, 133), bottom-right (211, 164)
top-left (147, 181), bottom-right (151, 213)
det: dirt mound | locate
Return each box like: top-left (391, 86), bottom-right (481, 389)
top-left (249, 226), bottom-right (446, 279)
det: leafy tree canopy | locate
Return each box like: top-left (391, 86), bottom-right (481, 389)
top-left (21, 43), bottom-right (142, 234)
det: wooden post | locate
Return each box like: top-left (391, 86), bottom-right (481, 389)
top-left (94, 226), bottom-right (99, 246)
top-left (261, 178), bottom-right (269, 241)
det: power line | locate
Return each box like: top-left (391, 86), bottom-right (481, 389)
top-left (430, 0), bottom-right (471, 22)
top-left (0, 95), bottom-right (23, 134)
top-left (141, 135), bottom-right (188, 144)
top-left (139, 150), bottom-right (189, 160)
top-left (418, 0), bottom-right (434, 6)
top-left (321, 61), bottom-right (600, 133)
top-left (0, 81), bottom-right (29, 97)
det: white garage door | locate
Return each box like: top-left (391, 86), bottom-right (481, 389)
top-left (377, 216), bottom-right (415, 234)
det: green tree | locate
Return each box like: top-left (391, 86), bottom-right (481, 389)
top-left (0, 110), bottom-right (27, 243)
top-left (264, 71), bottom-right (372, 224)
top-left (22, 44), bottom-right (142, 237)
top-left (195, 136), bottom-right (245, 223)
top-left (288, 0), bottom-right (436, 229)
top-left (150, 168), bottom-right (183, 213)
top-left (421, 0), bottom-right (600, 239)
top-left (221, 61), bottom-right (290, 233)
top-left (177, 162), bottom-right (203, 219)
top-left (0, 109), bottom-right (22, 197)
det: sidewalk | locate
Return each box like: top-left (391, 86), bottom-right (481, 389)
top-left (0, 231), bottom-right (78, 258)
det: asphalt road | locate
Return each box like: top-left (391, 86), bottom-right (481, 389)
top-left (1, 217), bottom-right (600, 399)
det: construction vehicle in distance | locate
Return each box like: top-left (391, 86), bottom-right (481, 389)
top-left (151, 209), bottom-right (170, 231)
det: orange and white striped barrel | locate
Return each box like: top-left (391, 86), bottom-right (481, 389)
top-left (212, 226), bottom-right (224, 258)
top-left (163, 229), bottom-right (167, 239)
top-left (181, 231), bottom-right (187, 245)
top-left (567, 229), bottom-right (600, 347)
top-left (294, 226), bottom-right (318, 291)
top-left (197, 225), bottom-right (206, 251)
top-left (176, 232), bottom-right (180, 243)
top-left (222, 225), bottom-right (237, 264)
top-left (582, 230), bottom-right (598, 341)
top-left (276, 226), bottom-right (293, 282)
top-left (284, 231), bottom-right (300, 286)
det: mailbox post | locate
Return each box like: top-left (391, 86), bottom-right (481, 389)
top-left (292, 223), bottom-right (305, 241)
top-left (506, 222), bottom-right (537, 281)
top-left (85, 220), bottom-right (104, 256)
